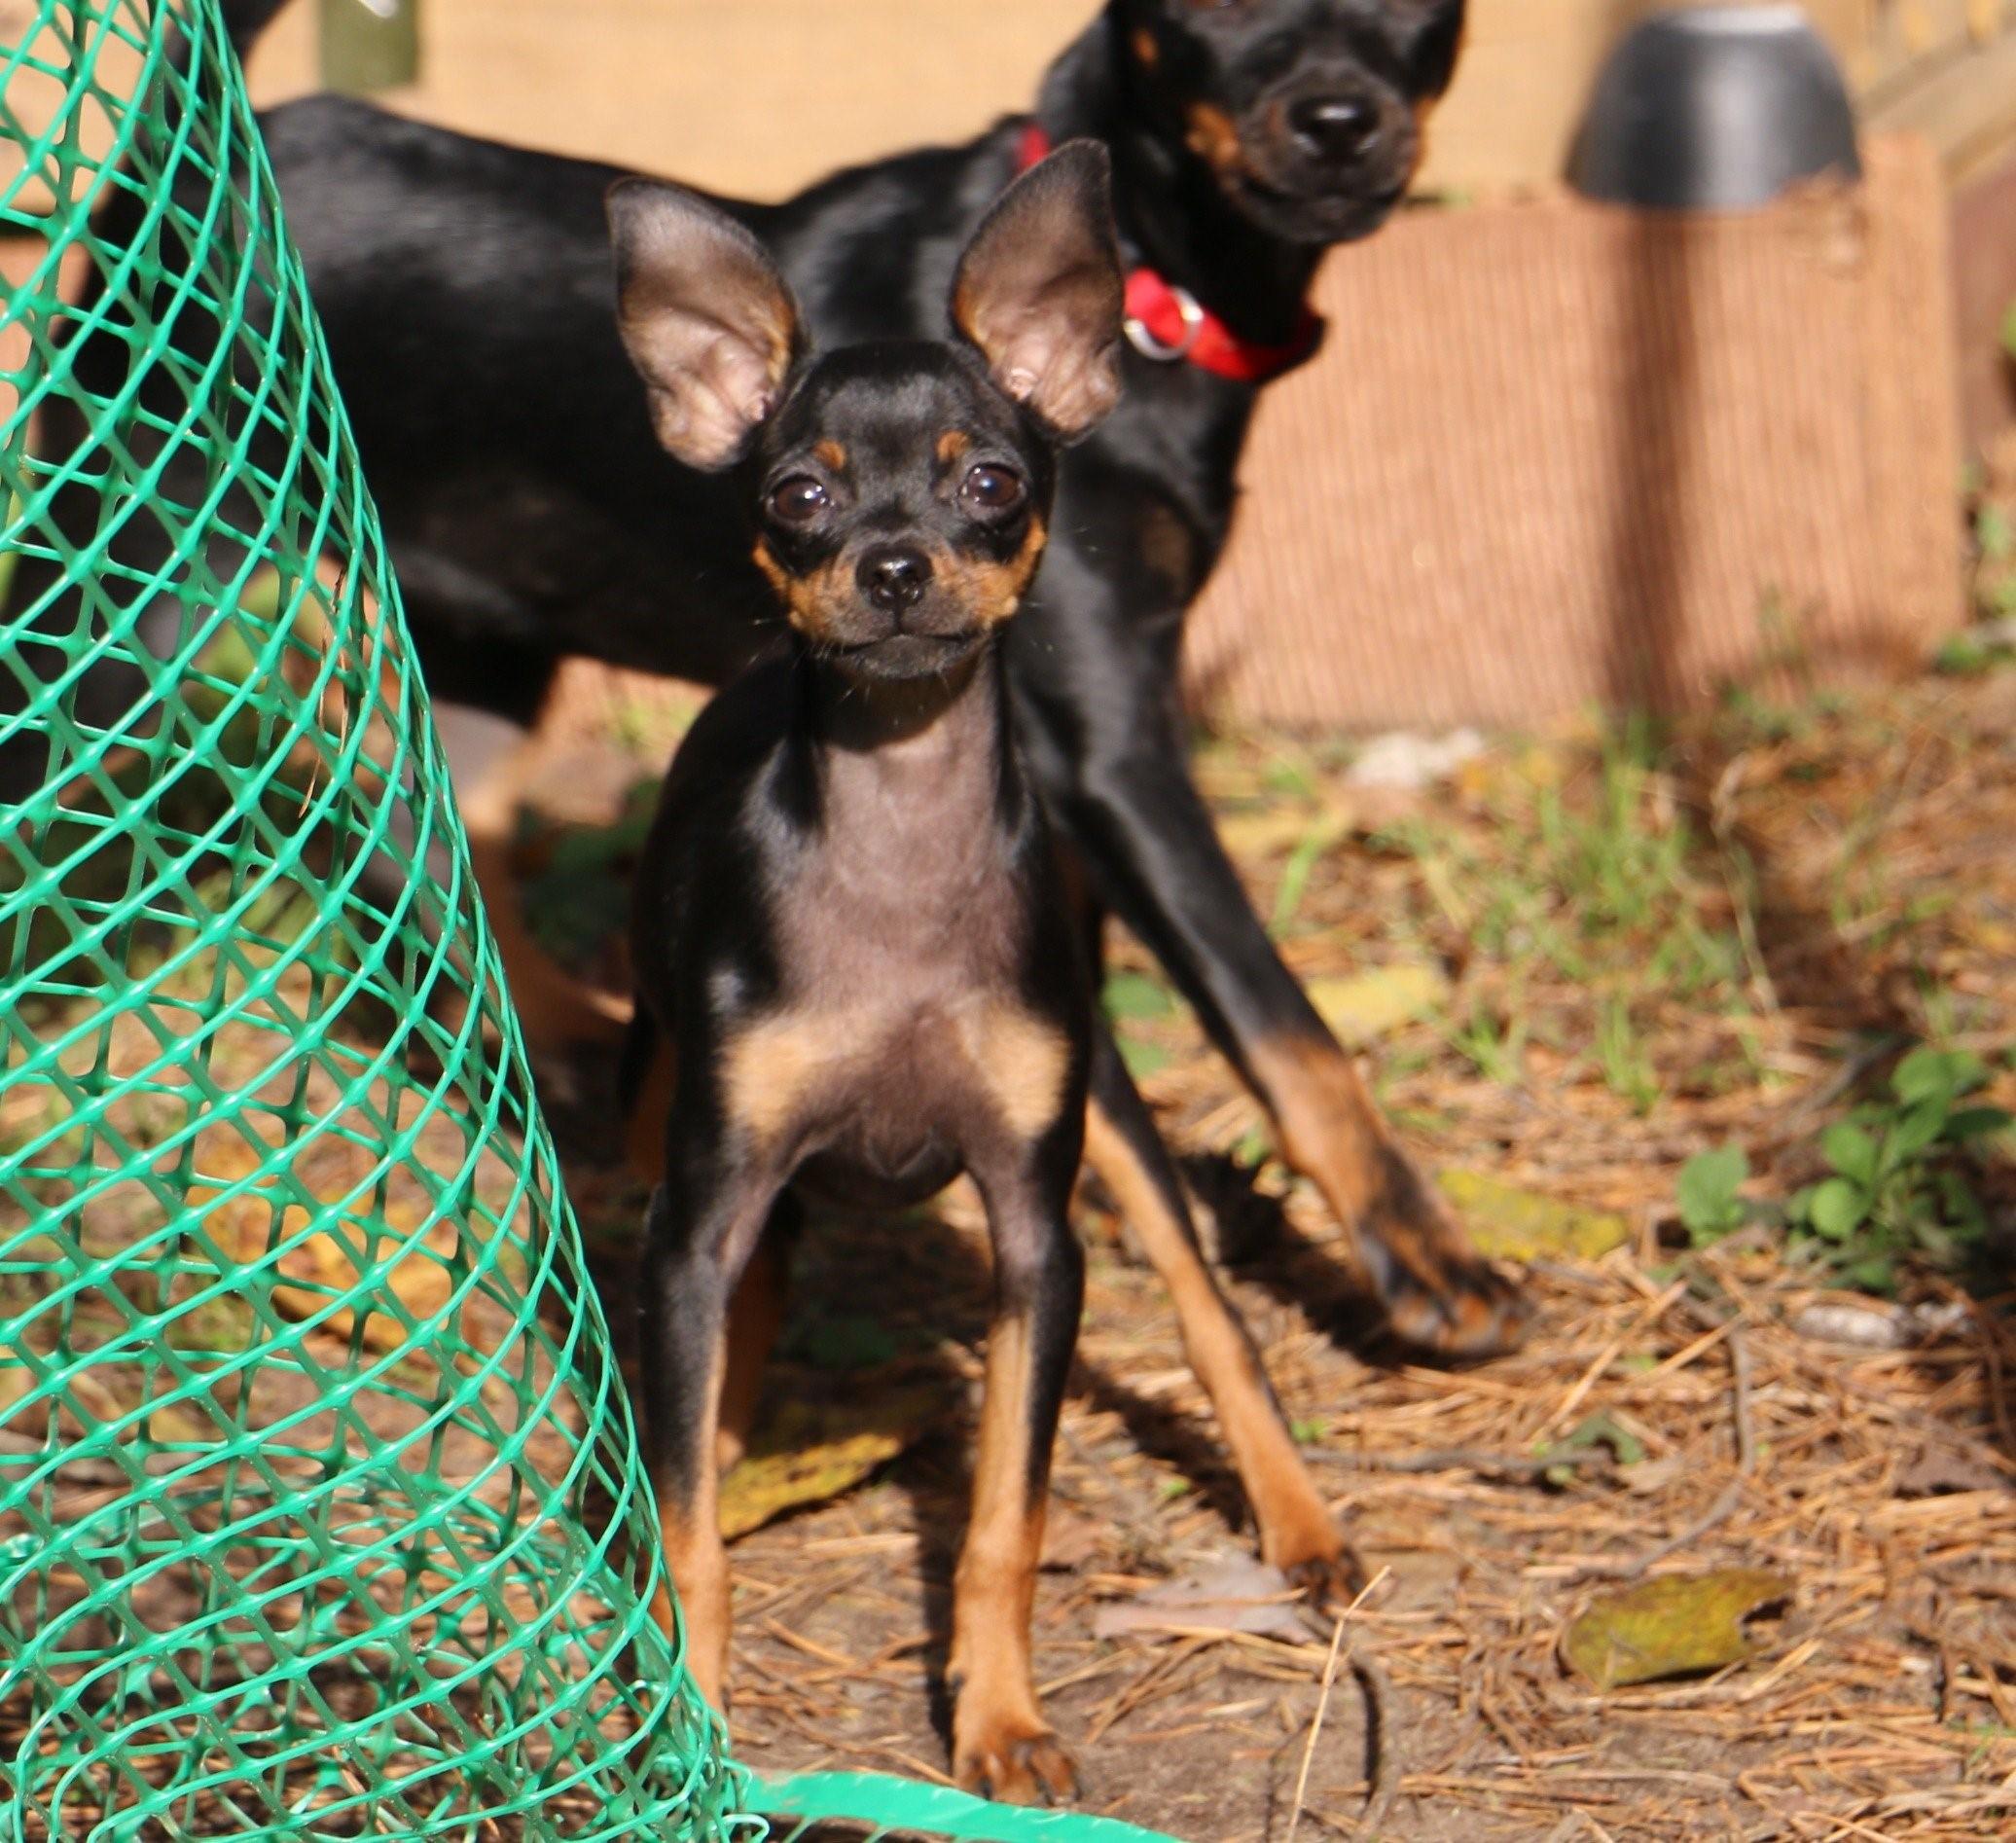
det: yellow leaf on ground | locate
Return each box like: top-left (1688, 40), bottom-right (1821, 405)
top-left (720, 1378), bottom-right (954, 1540)
top-left (1562, 1570), bottom-right (1791, 1690)
top-left (1307, 962), bottom-right (1449, 1045)
top-left (189, 1135), bottom-right (453, 1354)
top-left (1438, 1170), bottom-right (1630, 1262)
top-left (1216, 798), bottom-right (1358, 861)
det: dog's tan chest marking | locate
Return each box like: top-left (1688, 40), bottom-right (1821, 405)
top-left (721, 1011), bottom-right (840, 1147)
top-left (955, 1001), bottom-right (1069, 1141)
top-left (721, 995), bottom-right (1067, 1152)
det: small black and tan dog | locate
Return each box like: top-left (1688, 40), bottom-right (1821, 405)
top-left (616, 143), bottom-right (1350, 1802)
top-left (243, 0), bottom-right (1511, 1358)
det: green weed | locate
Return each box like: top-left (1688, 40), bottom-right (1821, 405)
top-left (1679, 1048), bottom-right (2012, 1292)
top-left (1597, 994), bottom-right (1661, 1114)
top-left (1374, 714), bottom-right (1755, 1096)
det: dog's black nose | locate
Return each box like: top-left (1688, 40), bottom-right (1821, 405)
top-left (1288, 94), bottom-right (1382, 164)
top-left (858, 546), bottom-right (932, 613)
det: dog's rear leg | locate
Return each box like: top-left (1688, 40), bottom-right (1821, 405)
top-left (444, 703), bottom-right (632, 1052)
top-left (1044, 687), bottom-right (1523, 1355)
top-left (1081, 1026), bottom-right (1355, 1602)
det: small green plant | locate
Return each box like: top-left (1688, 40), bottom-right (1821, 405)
top-left (1597, 994), bottom-right (1661, 1114)
top-left (1676, 1051), bottom-right (2010, 1290)
top-left (1677, 1144), bottom-right (1751, 1245)
top-left (1537, 1411), bottom-right (1645, 1488)
top-left (1445, 997), bottom-right (1528, 1086)
top-left (1784, 1048), bottom-right (2010, 1290)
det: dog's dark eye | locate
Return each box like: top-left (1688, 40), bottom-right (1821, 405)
top-left (769, 476), bottom-right (830, 524)
top-left (960, 464), bottom-right (1026, 514)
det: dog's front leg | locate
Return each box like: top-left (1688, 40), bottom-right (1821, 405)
top-left (637, 1146), bottom-right (784, 1714)
top-left (951, 1128), bottom-right (1086, 1804)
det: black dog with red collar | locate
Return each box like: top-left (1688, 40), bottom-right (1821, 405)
top-left (1015, 121), bottom-right (1322, 381)
top-left (13, 0), bottom-right (1514, 1356)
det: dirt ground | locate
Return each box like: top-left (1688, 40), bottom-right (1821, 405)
top-left (7, 643), bottom-right (2014, 1839)
top-left (520, 653), bottom-right (2016, 1841)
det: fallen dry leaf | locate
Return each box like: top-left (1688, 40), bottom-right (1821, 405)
top-left (1562, 1569), bottom-right (1791, 1691)
top-left (189, 1135), bottom-right (454, 1355)
top-left (721, 1374), bottom-right (955, 1540)
top-left (1217, 805), bottom-right (1353, 859)
top-left (1308, 961), bottom-right (1450, 1045)
top-left (1090, 1554), bottom-right (1314, 1644)
top-left (1438, 1170), bottom-right (1630, 1262)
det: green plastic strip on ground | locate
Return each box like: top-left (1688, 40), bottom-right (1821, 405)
top-left (0, 6), bottom-right (1177, 1839)
top-left (756, 1773), bottom-right (1181, 1843)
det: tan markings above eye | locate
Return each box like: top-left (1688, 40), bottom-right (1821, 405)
top-left (813, 439), bottom-right (847, 472)
top-left (936, 429), bottom-right (971, 466)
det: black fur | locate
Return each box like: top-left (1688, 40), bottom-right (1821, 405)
top-left (9, 2), bottom-right (1518, 1352)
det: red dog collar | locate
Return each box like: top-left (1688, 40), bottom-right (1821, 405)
top-left (1017, 121), bottom-right (1322, 384)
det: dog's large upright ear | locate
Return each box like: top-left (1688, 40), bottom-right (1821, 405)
top-left (607, 179), bottom-right (803, 471)
top-left (951, 140), bottom-right (1124, 442)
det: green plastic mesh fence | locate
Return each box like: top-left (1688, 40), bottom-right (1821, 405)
top-left (0, 2), bottom-right (755, 1834)
top-left (0, 7), bottom-right (1182, 1838)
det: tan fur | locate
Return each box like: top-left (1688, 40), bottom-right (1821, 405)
top-left (937, 516), bottom-right (1048, 631)
top-left (1184, 100), bottom-right (1248, 180)
top-left (955, 1000), bottom-right (1070, 1139)
top-left (1247, 1030), bottom-right (1390, 1222)
top-left (1247, 1030), bottom-right (1506, 1351)
top-left (949, 1314), bottom-right (1071, 1800)
top-left (751, 534), bottom-right (790, 601)
top-left (720, 1011), bottom-right (840, 1145)
top-left (722, 998), bottom-right (1066, 1149)
top-left (748, 539), bottom-right (860, 646)
top-left (1130, 26), bottom-right (1160, 71)
top-left (936, 429), bottom-right (971, 466)
top-left (757, 525), bottom-right (1044, 643)
top-left (813, 439), bottom-right (848, 473)
top-left (1136, 503), bottom-right (1196, 598)
top-left (1082, 1096), bottom-right (1347, 1579)
top-left (653, 1343), bottom-right (731, 1710)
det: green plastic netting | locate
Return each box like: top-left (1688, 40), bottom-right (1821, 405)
top-left (0, 1), bottom-right (751, 1834)
top-left (0, 7), bottom-right (1182, 1838)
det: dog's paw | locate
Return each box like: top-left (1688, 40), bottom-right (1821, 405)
top-left (954, 1719), bottom-right (1079, 1806)
top-left (1357, 1147), bottom-right (1530, 1360)
top-left (1281, 1546), bottom-right (1366, 1618)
